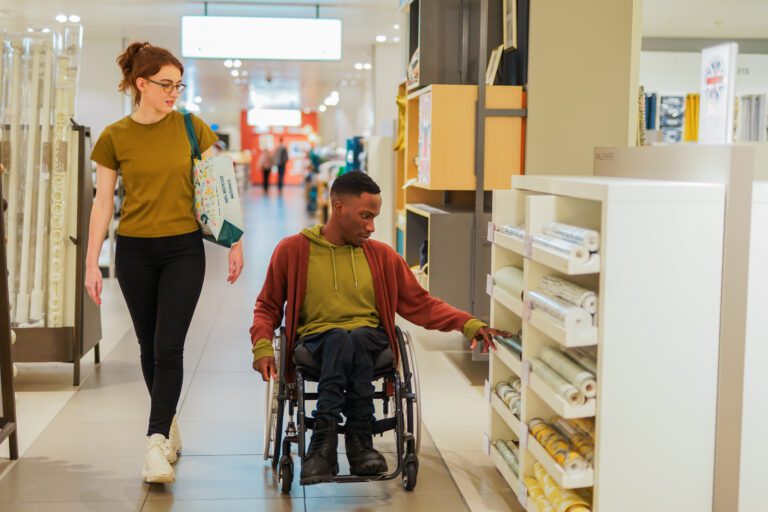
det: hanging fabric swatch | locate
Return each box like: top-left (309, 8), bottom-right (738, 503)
top-left (493, 266), bottom-right (525, 300)
top-left (529, 419), bottom-right (589, 476)
top-left (543, 222), bottom-right (599, 252)
top-left (494, 439), bottom-right (520, 476)
top-left (540, 347), bottom-right (597, 398)
top-left (527, 291), bottom-right (593, 333)
top-left (532, 235), bottom-right (590, 263)
top-left (533, 462), bottom-right (593, 512)
top-left (538, 275), bottom-right (598, 314)
top-left (529, 358), bottom-right (586, 406)
top-left (500, 224), bottom-right (526, 239)
top-left (525, 476), bottom-right (558, 512)
top-left (551, 416), bottom-right (595, 464)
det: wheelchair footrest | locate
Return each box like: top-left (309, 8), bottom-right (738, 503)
top-left (372, 417), bottom-right (398, 435)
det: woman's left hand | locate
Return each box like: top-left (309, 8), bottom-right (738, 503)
top-left (228, 241), bottom-right (244, 284)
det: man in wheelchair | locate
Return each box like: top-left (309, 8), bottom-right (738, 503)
top-left (250, 171), bottom-right (504, 485)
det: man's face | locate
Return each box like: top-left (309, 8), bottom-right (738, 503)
top-left (333, 192), bottom-right (382, 246)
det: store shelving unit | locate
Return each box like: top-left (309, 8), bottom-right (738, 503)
top-left (486, 175), bottom-right (725, 512)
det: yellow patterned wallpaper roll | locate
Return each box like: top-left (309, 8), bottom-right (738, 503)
top-left (529, 419), bottom-right (588, 475)
top-left (524, 476), bottom-right (557, 512)
top-left (533, 463), bottom-right (592, 512)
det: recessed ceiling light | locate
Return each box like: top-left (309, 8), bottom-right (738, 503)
top-left (376, 35), bottom-right (387, 43)
top-left (394, 24), bottom-right (400, 30)
top-left (363, 63), bottom-right (372, 70)
top-left (354, 63), bottom-right (363, 70)
top-left (55, 14), bottom-right (67, 23)
top-left (42, 28), bottom-right (51, 33)
top-left (68, 15), bottom-right (80, 23)
top-left (26, 27), bottom-right (34, 33)
top-left (330, 90), bottom-right (339, 97)
top-left (194, 96), bottom-right (202, 104)
top-left (393, 36), bottom-right (400, 43)
top-left (233, 59), bottom-right (242, 68)
top-left (224, 59), bottom-right (233, 68)
top-left (319, 105), bottom-right (327, 113)
top-left (231, 69), bottom-right (239, 77)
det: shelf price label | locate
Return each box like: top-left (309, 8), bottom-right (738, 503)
top-left (487, 221), bottom-right (495, 243)
top-left (483, 432), bottom-right (491, 456)
top-left (486, 274), bottom-right (494, 298)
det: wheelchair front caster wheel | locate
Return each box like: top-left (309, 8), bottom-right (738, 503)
top-left (402, 458), bottom-right (419, 491)
top-left (279, 457), bottom-right (294, 495)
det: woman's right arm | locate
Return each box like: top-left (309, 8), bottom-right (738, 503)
top-left (84, 164), bottom-right (119, 305)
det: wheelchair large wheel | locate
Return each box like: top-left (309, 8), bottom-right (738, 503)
top-left (262, 333), bottom-right (283, 463)
top-left (398, 328), bottom-right (422, 455)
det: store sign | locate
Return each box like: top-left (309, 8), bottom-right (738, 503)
top-left (181, 16), bottom-right (342, 61)
top-left (699, 42), bottom-right (738, 144)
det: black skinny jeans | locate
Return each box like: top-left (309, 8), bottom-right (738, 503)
top-left (298, 327), bottom-right (390, 425)
top-left (115, 230), bottom-right (205, 437)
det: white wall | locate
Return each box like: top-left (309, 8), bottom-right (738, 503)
top-left (76, 36), bottom-right (126, 142)
top-left (640, 51), bottom-right (768, 96)
top-left (373, 42), bottom-right (405, 137)
top-left (198, 110), bottom-right (242, 151)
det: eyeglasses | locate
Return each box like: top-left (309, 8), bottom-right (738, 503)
top-left (146, 79), bottom-right (187, 94)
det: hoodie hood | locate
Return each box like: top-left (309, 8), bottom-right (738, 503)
top-left (301, 224), bottom-right (360, 291)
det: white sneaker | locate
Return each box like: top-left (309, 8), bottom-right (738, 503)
top-left (142, 434), bottom-right (175, 483)
top-left (166, 415), bottom-right (182, 464)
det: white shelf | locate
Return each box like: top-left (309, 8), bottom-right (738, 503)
top-left (530, 245), bottom-right (601, 276)
top-left (494, 231), bottom-right (526, 256)
top-left (492, 285), bottom-right (524, 318)
top-left (491, 393), bottom-right (523, 437)
top-left (490, 443), bottom-right (521, 498)
top-left (528, 368), bottom-right (596, 419)
top-left (493, 341), bottom-right (523, 377)
top-left (527, 434), bottom-right (594, 489)
top-left (529, 309), bottom-right (598, 348)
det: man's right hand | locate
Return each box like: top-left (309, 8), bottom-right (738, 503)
top-left (253, 356), bottom-right (278, 382)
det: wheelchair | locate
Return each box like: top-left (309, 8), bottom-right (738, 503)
top-left (263, 326), bottom-right (422, 494)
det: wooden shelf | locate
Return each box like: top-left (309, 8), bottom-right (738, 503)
top-left (530, 245), bottom-right (601, 276)
top-left (492, 285), bottom-right (523, 318)
top-left (528, 368), bottom-right (596, 419)
top-left (490, 443), bottom-right (521, 499)
top-left (527, 434), bottom-right (594, 489)
top-left (528, 309), bottom-right (598, 348)
top-left (494, 231), bottom-right (526, 256)
top-left (491, 392), bottom-right (523, 437)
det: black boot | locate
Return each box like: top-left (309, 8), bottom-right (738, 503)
top-left (345, 421), bottom-right (388, 476)
top-left (300, 417), bottom-right (339, 485)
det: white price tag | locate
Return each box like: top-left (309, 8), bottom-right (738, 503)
top-left (522, 360), bottom-right (531, 386)
top-left (518, 482), bottom-right (528, 508)
top-left (486, 274), bottom-right (494, 297)
top-left (483, 432), bottom-right (491, 456)
top-left (524, 235), bottom-right (533, 258)
top-left (487, 221), bottom-right (495, 243)
top-left (523, 297), bottom-right (532, 322)
top-left (484, 379), bottom-right (492, 403)
top-left (520, 423), bottom-right (529, 453)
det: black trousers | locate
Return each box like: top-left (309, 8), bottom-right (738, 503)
top-left (115, 230), bottom-right (206, 437)
top-left (298, 327), bottom-right (389, 425)
top-left (276, 164), bottom-right (286, 191)
top-left (262, 167), bottom-right (271, 192)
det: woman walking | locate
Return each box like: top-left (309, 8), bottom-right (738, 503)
top-left (84, 42), bottom-right (244, 483)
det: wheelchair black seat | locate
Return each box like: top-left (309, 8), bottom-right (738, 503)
top-left (293, 344), bottom-right (395, 380)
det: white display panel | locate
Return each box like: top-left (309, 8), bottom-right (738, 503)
top-left (181, 16), bottom-right (342, 61)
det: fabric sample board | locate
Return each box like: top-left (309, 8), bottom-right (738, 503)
top-left (530, 357), bottom-right (586, 406)
top-left (540, 347), bottom-right (597, 398)
top-left (529, 419), bottom-right (589, 476)
top-left (534, 462), bottom-right (593, 512)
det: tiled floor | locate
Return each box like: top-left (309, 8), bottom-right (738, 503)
top-left (0, 186), bottom-right (522, 511)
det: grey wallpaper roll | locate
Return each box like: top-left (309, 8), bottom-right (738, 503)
top-left (565, 348), bottom-right (598, 375)
top-left (499, 224), bottom-right (526, 239)
top-left (527, 291), bottom-right (593, 333)
top-left (531, 234), bottom-right (589, 264)
top-left (530, 358), bottom-right (586, 406)
top-left (544, 222), bottom-right (600, 252)
top-left (494, 440), bottom-right (520, 476)
top-left (538, 275), bottom-right (598, 314)
top-left (541, 347), bottom-right (597, 398)
top-left (493, 266), bottom-right (525, 300)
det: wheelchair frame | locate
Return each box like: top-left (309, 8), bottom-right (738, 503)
top-left (263, 326), bottom-right (422, 494)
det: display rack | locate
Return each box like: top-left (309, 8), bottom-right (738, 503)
top-left (0, 178), bottom-right (19, 460)
top-left (486, 175), bottom-right (725, 512)
top-left (10, 121), bottom-right (102, 386)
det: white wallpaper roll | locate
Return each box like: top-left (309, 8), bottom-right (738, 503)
top-left (499, 224), bottom-right (526, 239)
top-left (541, 347), bottom-right (597, 398)
top-left (527, 291), bottom-right (593, 333)
top-left (494, 440), bottom-right (520, 475)
top-left (493, 266), bottom-right (524, 300)
top-left (544, 222), bottom-right (600, 252)
top-left (566, 348), bottom-right (598, 375)
top-left (532, 234), bottom-right (589, 263)
top-left (538, 275), bottom-right (598, 314)
top-left (530, 358), bottom-right (586, 406)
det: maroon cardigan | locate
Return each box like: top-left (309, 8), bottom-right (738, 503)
top-left (249, 234), bottom-right (473, 377)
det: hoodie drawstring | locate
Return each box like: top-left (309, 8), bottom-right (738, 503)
top-left (330, 247), bottom-right (338, 291)
top-left (350, 247), bottom-right (359, 288)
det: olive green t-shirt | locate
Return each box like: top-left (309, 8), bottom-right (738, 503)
top-left (90, 111), bottom-right (218, 237)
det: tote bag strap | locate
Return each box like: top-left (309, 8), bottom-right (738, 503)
top-left (183, 111), bottom-right (202, 160)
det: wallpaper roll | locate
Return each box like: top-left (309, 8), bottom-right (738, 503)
top-left (538, 275), bottom-right (598, 314)
top-left (500, 224), bottom-right (526, 239)
top-left (530, 358), bottom-right (586, 406)
top-left (532, 235), bottom-right (589, 264)
top-left (568, 418), bottom-right (596, 440)
top-left (524, 476), bottom-right (558, 512)
top-left (495, 334), bottom-right (522, 357)
top-left (493, 266), bottom-right (525, 300)
top-left (496, 382), bottom-right (517, 405)
top-left (527, 291), bottom-right (593, 333)
top-left (564, 349), bottom-right (598, 375)
top-left (529, 419), bottom-right (588, 476)
top-left (508, 376), bottom-right (522, 393)
top-left (533, 462), bottom-right (593, 512)
top-left (540, 347), bottom-right (597, 398)
top-left (504, 439), bottom-right (520, 458)
top-left (543, 222), bottom-right (600, 252)
top-left (551, 416), bottom-right (595, 464)
top-left (494, 439), bottom-right (520, 476)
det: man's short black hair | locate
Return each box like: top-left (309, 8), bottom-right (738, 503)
top-left (330, 171), bottom-right (381, 200)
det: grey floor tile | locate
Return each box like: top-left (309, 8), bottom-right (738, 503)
top-left (304, 493), bottom-right (469, 512)
top-left (24, 421), bottom-right (147, 458)
top-left (140, 498), bottom-right (302, 512)
top-left (2, 502), bottom-right (142, 512)
top-left (178, 392), bottom-right (265, 423)
top-left (174, 421), bottom-right (263, 456)
top-left (186, 371), bottom-right (264, 396)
